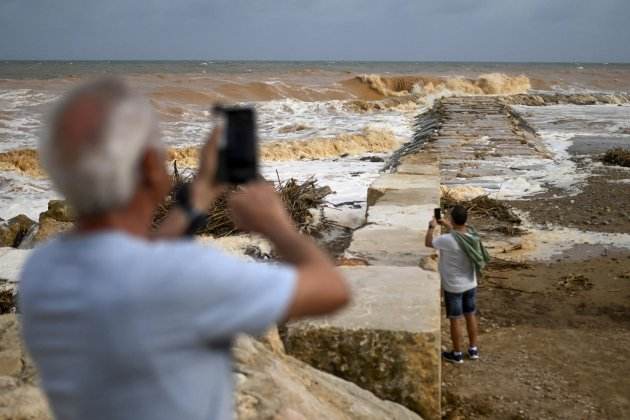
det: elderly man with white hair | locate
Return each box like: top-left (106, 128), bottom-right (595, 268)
top-left (19, 78), bottom-right (350, 420)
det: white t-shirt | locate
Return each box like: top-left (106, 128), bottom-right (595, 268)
top-left (19, 231), bottom-right (296, 420)
top-left (432, 233), bottom-right (476, 293)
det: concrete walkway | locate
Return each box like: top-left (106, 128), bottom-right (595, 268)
top-left (286, 151), bottom-right (442, 419)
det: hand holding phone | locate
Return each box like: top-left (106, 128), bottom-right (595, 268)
top-left (213, 105), bottom-right (258, 185)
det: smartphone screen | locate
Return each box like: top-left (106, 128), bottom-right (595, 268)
top-left (434, 208), bottom-right (442, 220)
top-left (215, 106), bottom-right (258, 184)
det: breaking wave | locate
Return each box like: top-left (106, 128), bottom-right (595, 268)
top-left (145, 73), bottom-right (531, 108)
top-left (260, 128), bottom-right (399, 160)
top-left (0, 149), bottom-right (44, 178)
top-left (0, 128), bottom-right (399, 179)
top-left (348, 73), bottom-right (532, 98)
top-left (168, 128), bottom-right (399, 166)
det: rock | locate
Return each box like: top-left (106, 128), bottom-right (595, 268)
top-left (42, 200), bottom-right (74, 223)
top-left (33, 201), bottom-right (76, 244)
top-left (0, 385), bottom-right (52, 420)
top-left (0, 215), bottom-right (37, 248)
top-left (258, 327), bottom-right (285, 355)
top-left (285, 266), bottom-right (440, 420)
top-left (33, 217), bottom-right (72, 244)
top-left (234, 334), bottom-right (422, 420)
top-left (419, 254), bottom-right (438, 272)
top-left (0, 315), bottom-right (51, 420)
top-left (359, 156), bottom-right (385, 163)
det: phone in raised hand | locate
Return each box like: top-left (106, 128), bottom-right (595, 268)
top-left (212, 105), bottom-right (258, 185)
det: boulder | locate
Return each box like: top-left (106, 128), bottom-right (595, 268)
top-left (284, 266), bottom-right (441, 420)
top-left (34, 201), bottom-right (74, 244)
top-left (42, 200), bottom-right (74, 223)
top-left (0, 315), bottom-right (51, 420)
top-left (234, 335), bottom-right (422, 420)
top-left (0, 215), bottom-right (37, 248)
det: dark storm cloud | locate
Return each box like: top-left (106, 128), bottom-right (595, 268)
top-left (0, 0), bottom-right (628, 61)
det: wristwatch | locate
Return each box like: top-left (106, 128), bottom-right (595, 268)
top-left (173, 183), bottom-right (209, 236)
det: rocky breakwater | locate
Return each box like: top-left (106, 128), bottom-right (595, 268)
top-left (284, 151), bottom-right (442, 419)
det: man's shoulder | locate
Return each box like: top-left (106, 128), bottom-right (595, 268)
top-left (435, 232), bottom-right (455, 244)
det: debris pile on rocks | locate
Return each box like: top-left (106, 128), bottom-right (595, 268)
top-left (441, 188), bottom-right (522, 236)
top-left (153, 167), bottom-right (335, 237)
top-left (602, 148), bottom-right (630, 168)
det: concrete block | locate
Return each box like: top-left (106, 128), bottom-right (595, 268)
top-left (367, 174), bottom-right (440, 206)
top-left (367, 203), bottom-right (434, 228)
top-left (347, 225), bottom-right (433, 266)
top-left (0, 248), bottom-right (30, 283)
top-left (285, 266), bottom-right (441, 420)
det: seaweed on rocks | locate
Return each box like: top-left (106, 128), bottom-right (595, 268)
top-left (602, 148), bottom-right (630, 168)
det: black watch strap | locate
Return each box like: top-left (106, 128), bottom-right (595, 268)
top-left (173, 183), bottom-right (208, 236)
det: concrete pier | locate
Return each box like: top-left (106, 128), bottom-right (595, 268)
top-left (287, 142), bottom-right (442, 419)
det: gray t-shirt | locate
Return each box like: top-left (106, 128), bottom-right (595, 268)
top-left (432, 233), bottom-right (476, 293)
top-left (19, 231), bottom-right (296, 420)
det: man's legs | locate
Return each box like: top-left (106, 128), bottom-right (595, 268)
top-left (463, 288), bottom-right (479, 359)
top-left (443, 291), bottom-right (465, 363)
top-left (449, 317), bottom-right (464, 352)
top-left (464, 313), bottom-right (478, 348)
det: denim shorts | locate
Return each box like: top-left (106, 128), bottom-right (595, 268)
top-left (444, 288), bottom-right (477, 319)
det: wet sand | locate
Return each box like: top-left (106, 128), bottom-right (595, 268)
top-left (442, 136), bottom-right (630, 419)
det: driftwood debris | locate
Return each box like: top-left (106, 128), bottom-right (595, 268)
top-left (153, 165), bottom-right (335, 237)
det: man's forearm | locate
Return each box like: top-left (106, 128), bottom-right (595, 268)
top-left (425, 226), bottom-right (435, 248)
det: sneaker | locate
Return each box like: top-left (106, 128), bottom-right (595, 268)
top-left (468, 347), bottom-right (479, 360)
top-left (442, 351), bottom-right (464, 364)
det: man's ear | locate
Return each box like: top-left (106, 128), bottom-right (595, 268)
top-left (140, 148), bottom-right (170, 201)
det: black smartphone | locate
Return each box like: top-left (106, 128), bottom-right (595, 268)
top-left (213, 105), bottom-right (258, 184)
top-left (434, 208), bottom-right (442, 220)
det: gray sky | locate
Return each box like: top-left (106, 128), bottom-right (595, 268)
top-left (0, 0), bottom-right (628, 62)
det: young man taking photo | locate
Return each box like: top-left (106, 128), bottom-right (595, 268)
top-left (425, 205), bottom-right (489, 364)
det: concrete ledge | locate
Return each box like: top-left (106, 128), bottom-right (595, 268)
top-left (367, 203), bottom-right (435, 227)
top-left (367, 174), bottom-right (440, 206)
top-left (397, 154), bottom-right (441, 176)
top-left (347, 225), bottom-right (433, 266)
top-left (285, 266), bottom-right (441, 420)
top-left (0, 249), bottom-right (30, 280)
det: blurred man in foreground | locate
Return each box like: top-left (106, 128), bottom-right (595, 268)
top-left (19, 78), bottom-right (349, 420)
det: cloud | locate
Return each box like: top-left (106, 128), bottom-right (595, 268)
top-left (0, 0), bottom-right (628, 61)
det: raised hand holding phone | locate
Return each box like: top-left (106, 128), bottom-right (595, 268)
top-left (213, 105), bottom-right (258, 185)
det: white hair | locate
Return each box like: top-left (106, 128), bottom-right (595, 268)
top-left (40, 79), bottom-right (163, 216)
